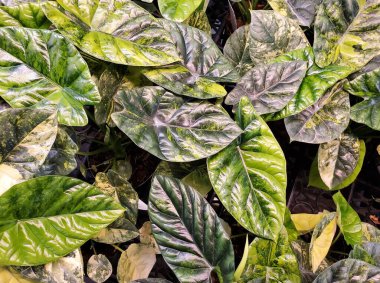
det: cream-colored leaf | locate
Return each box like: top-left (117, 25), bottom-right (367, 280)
top-left (87, 254), bottom-right (112, 283)
top-left (0, 164), bottom-right (23, 195)
top-left (139, 222), bottom-right (160, 254)
top-left (291, 212), bottom-right (328, 234)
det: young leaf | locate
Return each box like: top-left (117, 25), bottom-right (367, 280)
top-left (308, 140), bottom-right (366, 190)
top-left (0, 176), bottom-right (124, 266)
top-left (42, 0), bottom-right (179, 66)
top-left (291, 212), bottom-right (327, 234)
top-left (285, 81), bottom-right (350, 143)
top-left (318, 133), bottom-right (361, 189)
top-left (240, 228), bottom-right (301, 283)
top-left (148, 175), bottom-right (235, 282)
top-left (142, 20), bottom-right (239, 99)
top-left (158, 0), bottom-right (202, 22)
top-left (314, 0), bottom-right (380, 69)
top-left (314, 259), bottom-right (380, 282)
top-left (333, 191), bottom-right (362, 246)
top-left (267, 0), bottom-right (322, 27)
top-left (0, 3), bottom-right (50, 28)
top-left (208, 97), bottom-right (287, 240)
top-left (249, 10), bottom-right (310, 65)
top-left (309, 212), bottom-right (337, 273)
top-left (0, 27), bottom-right (100, 126)
top-left (225, 61), bottom-right (307, 114)
top-left (87, 254), bottom-right (112, 283)
top-left (0, 107), bottom-right (58, 195)
top-left (223, 25), bottom-right (254, 76)
top-left (111, 87), bottom-right (242, 162)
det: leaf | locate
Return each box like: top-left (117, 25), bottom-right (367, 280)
top-left (36, 127), bottom-right (78, 176)
top-left (42, 0), bottom-right (179, 66)
top-left (284, 208), bottom-right (299, 241)
top-left (0, 27), bottom-right (100, 126)
top-left (350, 242), bottom-right (380, 266)
top-left (234, 235), bottom-right (249, 282)
top-left (318, 133), bottom-right (361, 189)
top-left (0, 107), bottom-right (58, 195)
top-left (14, 249), bottom-right (84, 283)
top-left (0, 176), bottom-right (124, 266)
top-left (117, 244), bottom-right (156, 283)
top-left (87, 254), bottom-right (112, 283)
top-left (265, 49), bottom-right (352, 120)
top-left (267, 0), bottom-right (322, 27)
top-left (333, 191), bottom-right (362, 246)
top-left (148, 175), bottom-right (235, 282)
top-left (362, 223), bottom-right (380, 242)
top-left (284, 81), bottom-right (350, 143)
top-left (0, 3), bottom-right (50, 28)
top-left (208, 97), bottom-right (287, 240)
top-left (158, 0), bottom-right (202, 21)
top-left (223, 25), bottom-right (254, 76)
top-left (111, 87), bottom-right (242, 162)
top-left (345, 67), bottom-right (380, 130)
top-left (314, 258), bottom-right (380, 282)
top-left (308, 140), bottom-right (366, 190)
top-left (239, 228), bottom-right (301, 283)
top-left (314, 0), bottom-right (380, 69)
top-left (131, 279), bottom-right (172, 283)
top-left (184, 10), bottom-right (211, 34)
top-left (0, 267), bottom-right (36, 283)
top-left (92, 219), bottom-right (139, 245)
top-left (249, 10), bottom-right (309, 65)
top-left (225, 61), bottom-right (307, 114)
top-left (139, 221), bottom-right (159, 253)
top-left (291, 212), bottom-right (327, 234)
top-left (309, 212), bottom-right (337, 273)
top-left (142, 20), bottom-right (239, 99)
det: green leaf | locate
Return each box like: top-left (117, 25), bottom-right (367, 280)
top-left (36, 127), bottom-right (78, 176)
top-left (249, 10), bottom-right (310, 65)
top-left (309, 212), bottom-right (337, 273)
top-left (0, 176), bottom-right (124, 266)
top-left (225, 61), bottom-right (307, 114)
top-left (314, 259), bottom-right (380, 282)
top-left (350, 242), bottom-right (380, 266)
top-left (284, 81), bottom-right (350, 143)
top-left (208, 97), bottom-right (287, 240)
top-left (362, 223), bottom-right (380, 242)
top-left (308, 139), bottom-right (366, 190)
top-left (223, 25), bottom-right (254, 76)
top-left (267, 0), bottom-right (322, 27)
top-left (284, 208), bottom-right (299, 241)
top-left (333, 191), bottom-right (362, 246)
top-left (0, 107), bottom-right (58, 195)
top-left (158, 0), bottom-right (202, 22)
top-left (239, 228), bottom-right (301, 283)
top-left (184, 10), bottom-right (211, 34)
top-left (318, 133), bottom-right (361, 189)
top-left (234, 235), bottom-right (249, 282)
top-left (0, 3), bottom-right (50, 28)
top-left (111, 87), bottom-right (242, 162)
top-left (0, 27), bottom-right (100, 126)
top-left (149, 175), bottom-right (234, 282)
top-left (314, 0), bottom-right (380, 69)
top-left (42, 0), bottom-right (179, 66)
top-left (142, 20), bottom-right (239, 99)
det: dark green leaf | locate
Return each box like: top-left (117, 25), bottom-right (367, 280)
top-left (0, 3), bottom-right (50, 28)
top-left (111, 87), bottom-right (242, 162)
top-left (208, 97), bottom-right (287, 240)
top-left (42, 0), bottom-right (179, 66)
top-left (0, 176), bottom-right (124, 266)
top-left (350, 242), bottom-right (380, 266)
top-left (0, 27), bottom-right (100, 126)
top-left (149, 175), bottom-right (234, 283)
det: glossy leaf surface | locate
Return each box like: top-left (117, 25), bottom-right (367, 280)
top-left (285, 82), bottom-right (350, 143)
top-left (208, 97), bottom-right (287, 240)
top-left (0, 3), bottom-right (50, 28)
top-left (149, 175), bottom-right (235, 283)
top-left (42, 0), bottom-right (179, 66)
top-left (0, 27), bottom-right (100, 126)
top-left (0, 176), bottom-right (124, 266)
top-left (225, 61), bottom-right (307, 114)
top-left (111, 87), bottom-right (242, 162)
top-left (158, 0), bottom-right (202, 22)
top-left (318, 133), bottom-right (361, 189)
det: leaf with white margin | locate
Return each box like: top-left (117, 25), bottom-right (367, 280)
top-left (42, 0), bottom-right (179, 66)
top-left (111, 87), bottom-right (242, 162)
top-left (225, 61), bottom-right (307, 114)
top-left (285, 81), bottom-right (350, 144)
top-left (318, 133), bottom-right (360, 189)
top-left (249, 10), bottom-right (309, 65)
top-left (0, 107), bottom-right (57, 195)
top-left (0, 27), bottom-right (100, 126)
top-left (309, 212), bottom-right (337, 273)
top-left (208, 97), bottom-right (287, 240)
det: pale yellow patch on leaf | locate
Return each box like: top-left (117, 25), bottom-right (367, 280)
top-left (0, 164), bottom-right (23, 196)
top-left (291, 212), bottom-right (327, 234)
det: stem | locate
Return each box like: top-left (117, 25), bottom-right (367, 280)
top-left (77, 147), bottom-right (110, 156)
top-left (112, 244), bottom-right (124, 253)
top-left (331, 230), bottom-right (342, 246)
top-left (330, 250), bottom-right (349, 256)
top-left (231, 233), bottom-right (248, 239)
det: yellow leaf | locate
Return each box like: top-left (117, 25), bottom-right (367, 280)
top-left (0, 267), bottom-right (36, 283)
top-left (291, 212), bottom-right (327, 234)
